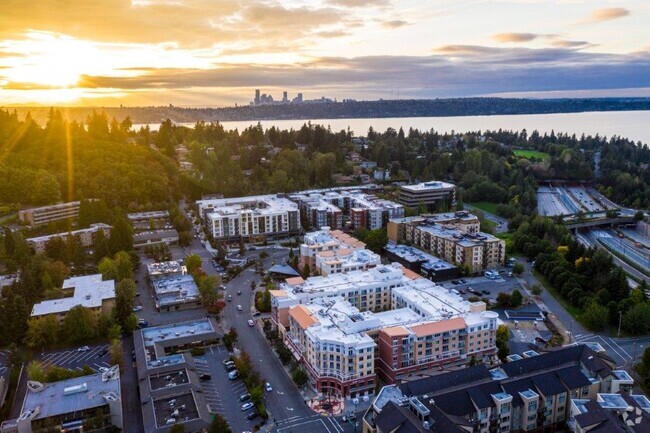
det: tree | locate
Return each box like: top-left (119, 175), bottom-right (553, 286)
top-left (114, 279), bottom-right (136, 331)
top-left (109, 338), bottom-right (124, 370)
top-left (512, 263), bottom-right (524, 276)
top-left (511, 289), bottom-right (523, 308)
top-left (623, 303), bottom-right (650, 335)
top-left (114, 251), bottom-right (133, 281)
top-left (364, 228), bottom-right (388, 254)
top-left (61, 306), bottom-right (97, 344)
top-left (198, 275), bottom-right (221, 308)
top-left (4, 226), bottom-right (16, 256)
top-left (582, 302), bottom-right (608, 332)
top-left (208, 414), bottom-right (232, 433)
top-left (109, 216), bottom-right (133, 254)
top-left (301, 263), bottom-right (311, 279)
top-left (25, 316), bottom-right (59, 349)
top-left (98, 257), bottom-right (118, 281)
top-left (238, 237), bottom-right (245, 255)
top-left (291, 367), bottom-right (309, 386)
top-left (26, 361), bottom-right (47, 382)
top-left (186, 254), bottom-right (202, 275)
top-left (496, 324), bottom-right (510, 360)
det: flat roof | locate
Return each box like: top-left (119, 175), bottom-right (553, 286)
top-left (147, 261), bottom-right (186, 278)
top-left (152, 275), bottom-right (200, 307)
top-left (197, 194), bottom-right (298, 216)
top-left (385, 243), bottom-right (456, 271)
top-left (31, 274), bottom-right (115, 316)
top-left (20, 368), bottom-right (120, 421)
top-left (142, 319), bottom-right (216, 347)
top-left (128, 210), bottom-right (170, 220)
top-left (400, 181), bottom-right (455, 192)
top-left (134, 229), bottom-right (179, 242)
top-left (26, 223), bottom-right (111, 244)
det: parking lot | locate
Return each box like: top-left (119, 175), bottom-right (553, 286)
top-left (193, 346), bottom-right (268, 433)
top-left (438, 273), bottom-right (523, 304)
top-left (38, 343), bottom-right (112, 372)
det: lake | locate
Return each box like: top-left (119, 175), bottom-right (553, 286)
top-left (136, 110), bottom-right (650, 144)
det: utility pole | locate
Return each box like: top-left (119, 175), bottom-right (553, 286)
top-left (618, 311), bottom-right (623, 338)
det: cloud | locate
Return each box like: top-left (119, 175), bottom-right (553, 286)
top-left (382, 20), bottom-right (409, 29)
top-left (328, 0), bottom-right (389, 7)
top-left (585, 7), bottom-right (630, 23)
top-left (492, 32), bottom-right (539, 43)
top-left (551, 39), bottom-right (593, 49)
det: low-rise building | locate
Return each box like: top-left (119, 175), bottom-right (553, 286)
top-left (398, 181), bottom-right (456, 209)
top-left (133, 320), bottom-right (220, 433)
top-left (147, 260), bottom-right (187, 280)
top-left (133, 229), bottom-right (179, 249)
top-left (30, 275), bottom-right (115, 322)
top-left (364, 344), bottom-right (632, 433)
top-left (26, 223), bottom-right (111, 254)
top-left (127, 210), bottom-right (171, 231)
top-left (388, 212), bottom-right (504, 273)
top-left (18, 201), bottom-right (83, 226)
top-left (152, 275), bottom-right (202, 312)
top-left (1, 367), bottom-right (122, 433)
top-left (383, 243), bottom-right (458, 282)
top-left (196, 194), bottom-right (300, 242)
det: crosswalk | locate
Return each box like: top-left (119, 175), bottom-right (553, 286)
top-left (275, 414), bottom-right (346, 433)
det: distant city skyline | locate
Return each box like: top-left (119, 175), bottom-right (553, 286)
top-left (0, 1), bottom-right (650, 106)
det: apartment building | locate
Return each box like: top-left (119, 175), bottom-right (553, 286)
top-left (26, 223), bottom-right (112, 254)
top-left (272, 264), bottom-right (497, 398)
top-left (299, 227), bottom-right (367, 271)
top-left (364, 344), bottom-right (633, 433)
top-left (196, 195), bottom-right (300, 242)
top-left (30, 275), bottom-right (115, 322)
top-left (315, 248), bottom-right (381, 276)
top-left (289, 188), bottom-right (403, 230)
top-left (1, 367), bottom-right (122, 433)
top-left (398, 181), bottom-right (456, 209)
top-left (387, 211), bottom-right (480, 243)
top-left (133, 229), bottom-right (180, 249)
top-left (570, 392), bottom-right (650, 432)
top-left (388, 213), bottom-right (504, 273)
top-left (127, 210), bottom-right (171, 231)
top-left (18, 201), bottom-right (83, 226)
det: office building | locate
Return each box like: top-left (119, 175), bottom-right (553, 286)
top-left (1, 367), bottom-right (122, 433)
top-left (388, 213), bottom-right (505, 273)
top-left (18, 201), bottom-right (83, 226)
top-left (272, 264), bottom-right (497, 398)
top-left (133, 320), bottom-right (219, 433)
top-left (196, 194), bottom-right (300, 242)
top-left (26, 223), bottom-right (111, 254)
top-left (254, 89), bottom-right (260, 105)
top-left (364, 344), bottom-right (637, 433)
top-left (127, 210), bottom-right (170, 231)
top-left (398, 181), bottom-right (456, 209)
top-left (152, 275), bottom-right (201, 312)
top-left (384, 243), bottom-right (458, 282)
top-left (30, 275), bottom-right (115, 322)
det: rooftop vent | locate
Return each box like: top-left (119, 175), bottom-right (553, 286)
top-left (63, 383), bottom-right (88, 396)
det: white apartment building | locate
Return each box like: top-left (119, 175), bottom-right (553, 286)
top-left (196, 195), bottom-right (300, 242)
top-left (26, 223), bottom-right (112, 254)
top-left (299, 227), bottom-right (379, 275)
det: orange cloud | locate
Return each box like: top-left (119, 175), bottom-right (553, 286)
top-left (586, 7), bottom-right (629, 23)
top-left (492, 33), bottom-right (538, 43)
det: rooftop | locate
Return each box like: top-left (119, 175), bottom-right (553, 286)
top-left (400, 181), bottom-right (456, 192)
top-left (152, 274), bottom-right (200, 307)
top-left (385, 243), bottom-right (456, 271)
top-left (147, 261), bottom-right (186, 278)
top-left (26, 223), bottom-right (111, 244)
top-left (19, 367), bottom-right (120, 421)
top-left (142, 319), bottom-right (216, 348)
top-left (31, 274), bottom-right (115, 316)
top-left (128, 210), bottom-right (170, 221)
top-left (197, 194), bottom-right (298, 217)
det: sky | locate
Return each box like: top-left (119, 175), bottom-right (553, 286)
top-left (0, 0), bottom-right (649, 107)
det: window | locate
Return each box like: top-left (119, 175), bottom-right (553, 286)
top-left (527, 401), bottom-right (537, 412)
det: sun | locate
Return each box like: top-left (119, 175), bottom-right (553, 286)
top-left (3, 32), bottom-right (101, 88)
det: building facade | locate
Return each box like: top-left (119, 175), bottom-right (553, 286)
top-left (398, 181), bottom-right (456, 209)
top-left (196, 195), bottom-right (300, 242)
top-left (26, 223), bottom-right (112, 254)
top-left (18, 201), bottom-right (83, 226)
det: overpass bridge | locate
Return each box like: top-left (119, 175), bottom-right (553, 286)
top-left (566, 216), bottom-right (635, 230)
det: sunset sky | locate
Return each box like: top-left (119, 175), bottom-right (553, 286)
top-left (0, 0), bottom-right (649, 106)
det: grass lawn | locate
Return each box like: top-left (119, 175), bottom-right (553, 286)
top-left (468, 201), bottom-right (498, 215)
top-left (513, 149), bottom-right (550, 160)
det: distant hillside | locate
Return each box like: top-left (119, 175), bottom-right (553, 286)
top-left (4, 97), bottom-right (650, 126)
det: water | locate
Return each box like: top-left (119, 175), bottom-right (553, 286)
top-left (135, 110), bottom-right (650, 144)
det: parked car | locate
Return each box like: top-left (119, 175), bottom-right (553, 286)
top-left (133, 305), bottom-right (143, 312)
top-left (241, 402), bottom-right (254, 411)
top-left (225, 364), bottom-right (237, 372)
top-left (77, 346), bottom-right (90, 352)
top-left (227, 295), bottom-right (232, 302)
top-left (265, 382), bottom-right (272, 392)
top-left (228, 370), bottom-right (239, 380)
top-left (252, 311), bottom-right (261, 317)
top-left (223, 358), bottom-right (233, 365)
top-left (239, 393), bottom-right (251, 402)
top-left (97, 348), bottom-right (108, 357)
top-left (138, 319), bottom-right (149, 328)
top-left (199, 373), bottom-right (212, 380)
top-left (451, 280), bottom-right (460, 285)
top-left (248, 319), bottom-right (254, 327)
top-left (481, 290), bottom-right (490, 295)
top-left (459, 279), bottom-right (467, 283)
top-left (247, 411), bottom-right (259, 420)
top-left (237, 305), bottom-right (243, 311)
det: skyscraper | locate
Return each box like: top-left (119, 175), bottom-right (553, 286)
top-left (282, 91), bottom-right (288, 103)
top-left (254, 89), bottom-right (260, 105)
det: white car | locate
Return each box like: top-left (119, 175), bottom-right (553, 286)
top-left (248, 319), bottom-right (254, 327)
top-left (237, 305), bottom-right (243, 311)
top-left (265, 382), bottom-right (272, 392)
top-left (133, 305), bottom-right (143, 312)
top-left (241, 402), bottom-right (255, 411)
top-left (77, 346), bottom-right (90, 352)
